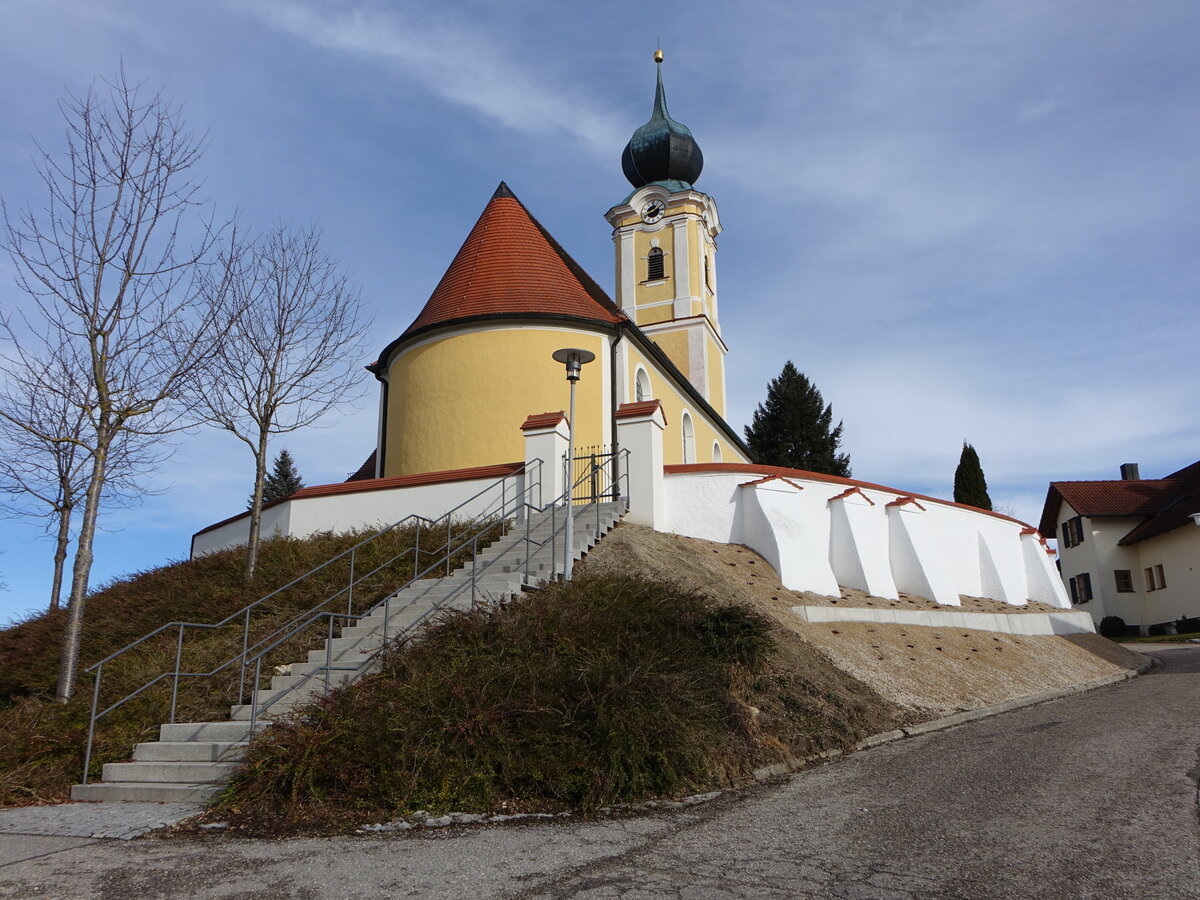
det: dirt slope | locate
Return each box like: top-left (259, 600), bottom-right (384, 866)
top-left (580, 524), bottom-right (1144, 720)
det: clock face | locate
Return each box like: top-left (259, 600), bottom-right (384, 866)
top-left (641, 201), bottom-right (665, 224)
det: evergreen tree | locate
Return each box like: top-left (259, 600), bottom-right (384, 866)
top-left (256, 449), bottom-right (305, 505)
top-left (953, 442), bottom-right (992, 510)
top-left (744, 361), bottom-right (851, 476)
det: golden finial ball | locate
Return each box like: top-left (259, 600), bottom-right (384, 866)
top-left (654, 49), bottom-right (664, 63)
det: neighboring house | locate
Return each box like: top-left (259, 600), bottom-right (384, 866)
top-left (1039, 462), bottom-right (1200, 633)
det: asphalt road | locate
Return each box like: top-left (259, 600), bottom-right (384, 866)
top-left (1, 646), bottom-right (1197, 899)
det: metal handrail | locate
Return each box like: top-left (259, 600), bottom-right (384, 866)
top-left (80, 460), bottom-right (542, 783)
top-left (239, 450), bottom-right (630, 729)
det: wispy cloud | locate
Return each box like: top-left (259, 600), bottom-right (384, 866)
top-left (237, 0), bottom-right (626, 153)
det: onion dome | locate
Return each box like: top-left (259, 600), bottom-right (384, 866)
top-left (621, 51), bottom-right (704, 189)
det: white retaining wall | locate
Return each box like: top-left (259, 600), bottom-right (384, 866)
top-left (191, 470), bottom-right (528, 557)
top-left (663, 469), bottom-right (1071, 610)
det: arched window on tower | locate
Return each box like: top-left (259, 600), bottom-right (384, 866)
top-left (682, 412), bottom-right (695, 464)
top-left (647, 247), bottom-right (664, 281)
top-left (635, 368), bottom-right (651, 403)
top-left (704, 255), bottom-right (711, 290)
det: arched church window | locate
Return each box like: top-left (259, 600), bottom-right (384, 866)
top-left (712, 441), bottom-right (722, 463)
top-left (704, 256), bottom-right (711, 289)
top-left (647, 247), bottom-right (664, 281)
top-left (635, 368), bottom-right (651, 403)
top-left (682, 412), bottom-right (695, 464)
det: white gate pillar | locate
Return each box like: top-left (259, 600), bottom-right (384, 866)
top-left (615, 400), bottom-right (666, 529)
top-left (522, 411), bottom-right (570, 509)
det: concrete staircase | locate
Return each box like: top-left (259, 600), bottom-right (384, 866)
top-left (71, 502), bottom-right (624, 803)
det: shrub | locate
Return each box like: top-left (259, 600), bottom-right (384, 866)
top-left (1098, 616), bottom-right (1127, 638)
top-left (1175, 616), bottom-right (1200, 635)
top-left (221, 574), bottom-right (776, 820)
top-left (1148, 622), bottom-right (1169, 636)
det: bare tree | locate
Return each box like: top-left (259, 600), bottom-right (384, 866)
top-left (1, 70), bottom-right (232, 701)
top-left (0, 335), bottom-right (157, 612)
top-left (202, 224), bottom-right (369, 581)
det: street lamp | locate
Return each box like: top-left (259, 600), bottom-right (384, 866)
top-left (552, 347), bottom-right (595, 580)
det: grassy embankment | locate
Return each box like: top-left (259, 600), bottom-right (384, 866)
top-left (210, 570), bottom-right (901, 834)
top-left (0, 522), bottom-right (493, 807)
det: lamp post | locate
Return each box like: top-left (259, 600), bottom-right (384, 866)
top-left (551, 347), bottom-right (595, 580)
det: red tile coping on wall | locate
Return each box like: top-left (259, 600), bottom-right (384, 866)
top-left (193, 461), bottom-right (525, 538)
top-left (521, 411), bottom-right (567, 431)
top-left (886, 495), bottom-right (927, 511)
top-left (739, 474), bottom-right (805, 491)
top-left (615, 399), bottom-right (665, 422)
top-left (827, 486), bottom-right (876, 505)
top-left (662, 463), bottom-right (1032, 527)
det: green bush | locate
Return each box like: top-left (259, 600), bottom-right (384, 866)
top-left (221, 574), bottom-right (776, 821)
top-left (1098, 615), bottom-right (1128, 638)
top-left (1175, 616), bottom-right (1200, 635)
top-left (1148, 622), bottom-right (1169, 636)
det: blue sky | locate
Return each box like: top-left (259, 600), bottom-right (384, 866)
top-left (1, 0), bottom-right (1197, 622)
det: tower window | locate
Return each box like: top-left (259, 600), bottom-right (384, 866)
top-left (647, 247), bottom-right (664, 281)
top-left (704, 256), bottom-right (711, 289)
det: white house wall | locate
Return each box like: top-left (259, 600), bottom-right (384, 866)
top-left (664, 470), bottom-right (1071, 609)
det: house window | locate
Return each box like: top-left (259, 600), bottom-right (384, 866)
top-left (1114, 570), bottom-right (1134, 593)
top-left (681, 412), bottom-right (695, 464)
top-left (647, 247), bottom-right (664, 281)
top-left (1060, 516), bottom-right (1085, 548)
top-left (634, 368), bottom-right (651, 403)
top-left (1069, 572), bottom-right (1093, 604)
top-left (712, 441), bottom-right (722, 463)
top-left (1145, 564), bottom-right (1167, 591)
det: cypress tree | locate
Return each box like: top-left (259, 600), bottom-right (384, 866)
top-left (257, 449), bottom-right (305, 505)
top-left (953, 442), bottom-right (992, 510)
top-left (744, 361), bottom-right (851, 476)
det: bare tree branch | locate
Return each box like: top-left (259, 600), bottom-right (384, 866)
top-left (1, 67), bottom-right (232, 701)
top-left (200, 223), bottom-right (370, 580)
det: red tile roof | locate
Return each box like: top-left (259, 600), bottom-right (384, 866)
top-left (1038, 460), bottom-right (1200, 544)
top-left (396, 183), bottom-right (625, 345)
top-left (615, 399), bottom-right (665, 422)
top-left (521, 411), bottom-right (567, 431)
top-left (345, 450), bottom-right (377, 481)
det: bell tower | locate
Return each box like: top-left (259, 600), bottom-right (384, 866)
top-left (606, 51), bottom-right (728, 416)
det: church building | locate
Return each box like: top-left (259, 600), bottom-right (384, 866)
top-left (365, 51), bottom-right (750, 479)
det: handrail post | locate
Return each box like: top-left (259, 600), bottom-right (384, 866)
top-left (471, 538), bottom-right (478, 605)
top-left (383, 595), bottom-right (390, 645)
top-left (446, 518), bottom-right (452, 576)
top-left (82, 662), bottom-right (102, 785)
top-left (250, 658), bottom-right (261, 734)
top-left (325, 615), bottom-right (334, 692)
top-left (414, 522), bottom-right (420, 575)
top-left (239, 608), bottom-right (251, 706)
top-left (525, 510), bottom-right (531, 583)
top-left (169, 623), bottom-right (184, 725)
top-left (348, 547), bottom-right (356, 616)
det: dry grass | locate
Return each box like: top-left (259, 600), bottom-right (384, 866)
top-left (0, 521), bottom-right (497, 807)
top-left (580, 524), bottom-right (1144, 719)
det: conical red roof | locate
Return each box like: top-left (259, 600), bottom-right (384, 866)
top-left (399, 183), bottom-right (626, 341)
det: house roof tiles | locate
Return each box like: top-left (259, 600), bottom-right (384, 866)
top-left (1038, 459), bottom-right (1200, 544)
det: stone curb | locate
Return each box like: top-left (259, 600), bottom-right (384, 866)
top-left (752, 655), bottom-right (1154, 782)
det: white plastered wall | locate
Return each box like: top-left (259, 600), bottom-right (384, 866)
top-left (664, 469), bottom-right (1071, 609)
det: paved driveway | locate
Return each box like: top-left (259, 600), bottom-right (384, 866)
top-left (1, 646), bottom-right (1197, 899)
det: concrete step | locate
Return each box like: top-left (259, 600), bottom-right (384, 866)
top-left (71, 781), bottom-right (226, 803)
top-left (132, 741), bottom-right (247, 763)
top-left (270, 670), bottom-right (355, 691)
top-left (101, 760), bottom-right (242, 784)
top-left (159, 720), bottom-right (260, 744)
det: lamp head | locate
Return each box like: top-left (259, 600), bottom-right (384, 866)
top-left (552, 347), bottom-right (596, 382)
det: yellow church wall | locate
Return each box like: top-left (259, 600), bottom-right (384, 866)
top-left (384, 326), bottom-right (609, 477)
top-left (624, 343), bottom-right (747, 466)
top-left (649, 329), bottom-right (690, 381)
top-left (705, 330), bottom-right (726, 417)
